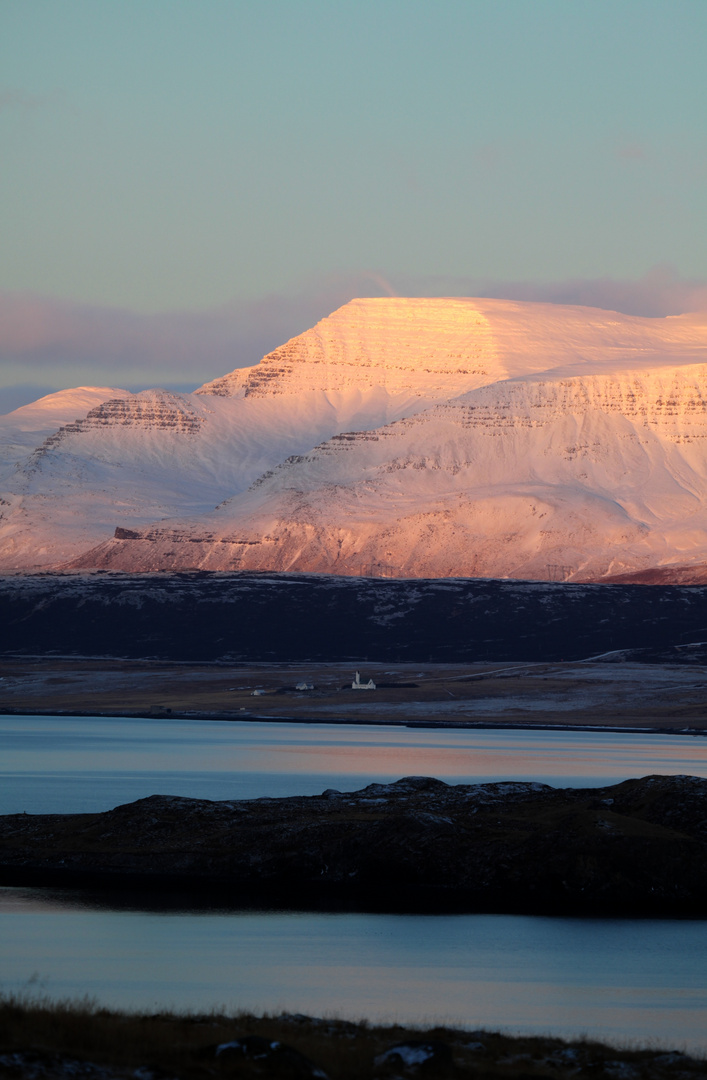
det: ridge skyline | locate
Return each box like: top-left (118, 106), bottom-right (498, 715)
top-left (2, 295), bottom-right (707, 583)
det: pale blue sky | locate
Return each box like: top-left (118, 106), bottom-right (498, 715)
top-left (1, 0), bottom-right (706, 406)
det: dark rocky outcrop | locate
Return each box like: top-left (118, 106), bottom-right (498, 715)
top-left (373, 1040), bottom-right (453, 1077)
top-left (2, 775), bottom-right (707, 915)
top-left (213, 1037), bottom-right (329, 1079)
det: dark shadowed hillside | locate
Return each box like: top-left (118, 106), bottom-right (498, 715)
top-left (2, 572), bottom-right (707, 663)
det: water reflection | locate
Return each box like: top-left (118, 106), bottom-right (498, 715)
top-left (2, 715), bottom-right (707, 814)
top-left (3, 718), bottom-right (707, 1053)
top-left (1, 888), bottom-right (706, 1053)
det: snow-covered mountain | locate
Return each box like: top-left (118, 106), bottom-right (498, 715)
top-left (3, 297), bottom-right (707, 580)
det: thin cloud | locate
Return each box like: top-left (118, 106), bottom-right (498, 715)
top-left (361, 272), bottom-right (399, 297)
top-left (1, 266), bottom-right (705, 395)
top-left (472, 142), bottom-right (504, 172)
top-left (0, 87), bottom-right (50, 112)
top-left (0, 273), bottom-right (392, 382)
top-left (395, 265), bottom-right (707, 318)
top-left (616, 141), bottom-right (648, 161)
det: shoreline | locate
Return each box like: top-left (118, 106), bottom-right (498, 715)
top-left (3, 656), bottom-right (707, 733)
top-left (2, 705), bottom-right (707, 736)
top-left (3, 774), bottom-right (707, 917)
top-left (4, 998), bottom-right (705, 1078)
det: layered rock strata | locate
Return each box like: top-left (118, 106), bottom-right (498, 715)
top-left (4, 298), bottom-right (707, 577)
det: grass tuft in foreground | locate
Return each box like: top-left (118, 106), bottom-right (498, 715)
top-left (0, 995), bottom-right (705, 1079)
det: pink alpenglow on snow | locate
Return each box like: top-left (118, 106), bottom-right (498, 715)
top-left (2, 297), bottom-right (707, 582)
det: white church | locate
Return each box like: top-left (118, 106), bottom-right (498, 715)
top-left (352, 671), bottom-right (376, 690)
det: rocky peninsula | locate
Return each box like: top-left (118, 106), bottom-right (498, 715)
top-left (2, 775), bottom-right (707, 915)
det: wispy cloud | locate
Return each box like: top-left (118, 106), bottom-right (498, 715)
top-left (395, 264), bottom-right (707, 318)
top-left (0, 274), bottom-right (389, 384)
top-left (0, 87), bottom-right (51, 113)
top-left (1, 266), bottom-right (705, 398)
top-left (615, 140), bottom-right (648, 161)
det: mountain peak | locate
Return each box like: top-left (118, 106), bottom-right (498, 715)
top-left (5, 297), bottom-right (707, 578)
top-left (195, 296), bottom-right (707, 401)
top-left (196, 297), bottom-right (501, 399)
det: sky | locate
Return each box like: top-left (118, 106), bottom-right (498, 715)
top-left (1, 0), bottom-right (706, 411)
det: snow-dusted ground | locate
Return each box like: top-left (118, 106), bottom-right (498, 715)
top-left (1, 660), bottom-right (705, 728)
top-left (3, 297), bottom-right (707, 577)
top-left (4, 571), bottom-right (706, 666)
top-left (295, 662), bottom-right (707, 721)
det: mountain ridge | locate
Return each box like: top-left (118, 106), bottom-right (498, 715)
top-left (3, 297), bottom-right (707, 579)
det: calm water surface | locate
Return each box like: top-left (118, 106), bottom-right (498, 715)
top-left (1, 888), bottom-right (707, 1053)
top-left (2, 715), bottom-right (707, 1050)
top-left (3, 714), bottom-right (707, 814)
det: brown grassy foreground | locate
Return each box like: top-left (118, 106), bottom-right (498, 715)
top-left (1, 996), bottom-right (705, 1080)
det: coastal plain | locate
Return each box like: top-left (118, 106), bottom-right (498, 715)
top-left (2, 657), bottom-right (706, 732)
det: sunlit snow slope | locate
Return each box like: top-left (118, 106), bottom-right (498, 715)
top-left (3, 298), bottom-right (707, 579)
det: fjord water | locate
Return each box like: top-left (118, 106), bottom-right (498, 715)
top-left (3, 714), bottom-right (707, 814)
top-left (3, 714), bottom-right (707, 1052)
top-left (3, 890), bottom-right (707, 1053)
